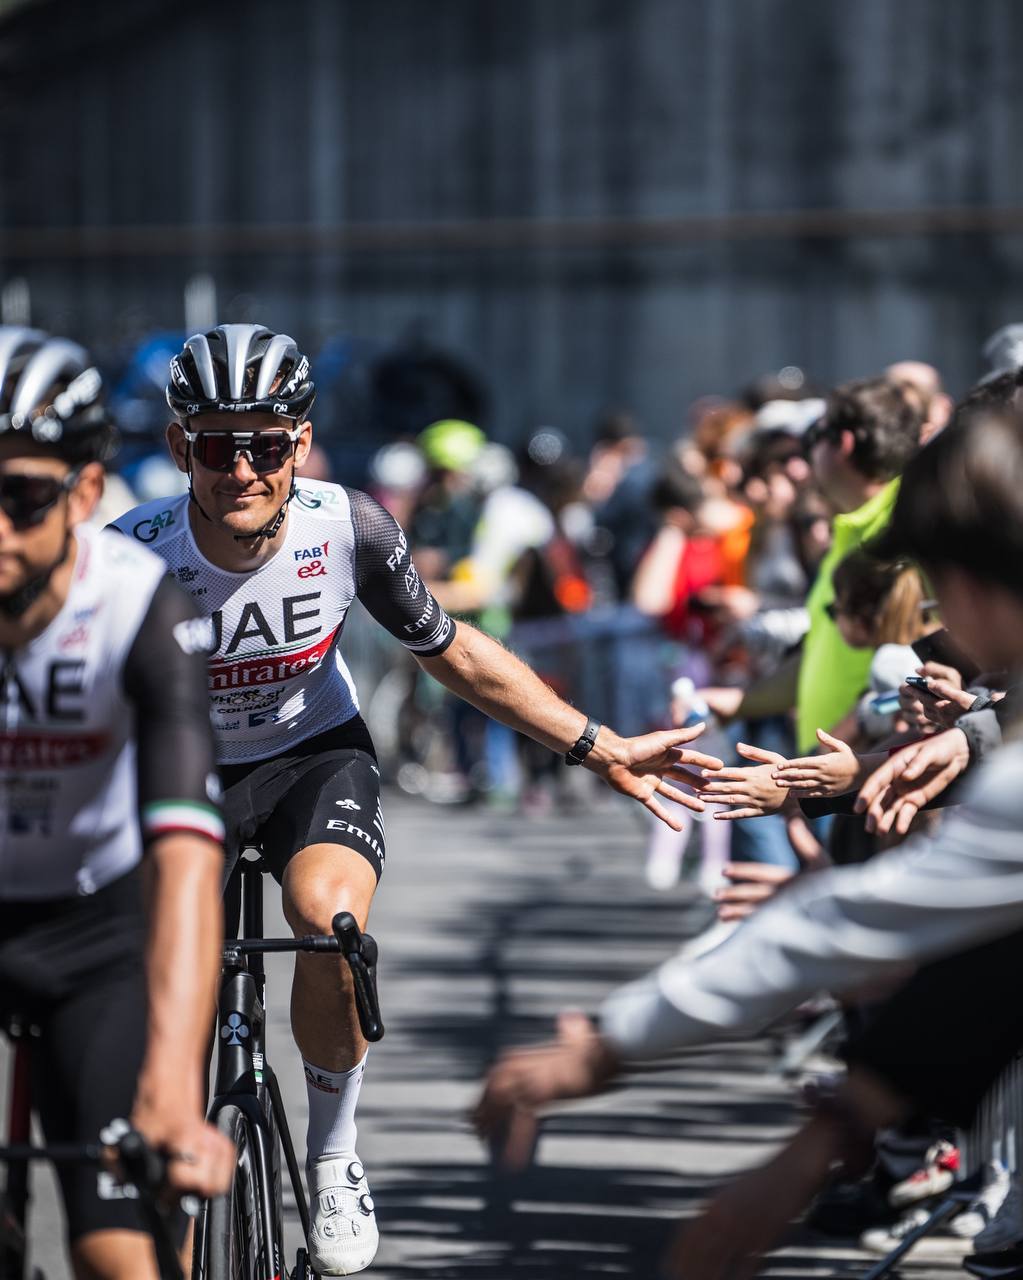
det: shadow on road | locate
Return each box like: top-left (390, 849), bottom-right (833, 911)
top-left (375, 1158), bottom-right (687, 1278)
top-left (365, 834), bottom-right (805, 1278)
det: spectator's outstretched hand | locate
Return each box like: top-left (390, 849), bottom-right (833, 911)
top-left (591, 724), bottom-right (724, 829)
top-left (772, 728), bottom-right (860, 797)
top-left (714, 862), bottom-right (795, 921)
top-left (473, 1013), bottom-right (621, 1171)
top-left (855, 728), bottom-right (971, 835)
top-left (696, 743), bottom-right (789, 820)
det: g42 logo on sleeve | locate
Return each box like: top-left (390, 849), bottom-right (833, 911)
top-left (132, 509), bottom-right (176, 543)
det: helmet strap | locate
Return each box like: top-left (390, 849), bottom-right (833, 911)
top-left (233, 473), bottom-right (296, 544)
top-left (183, 439), bottom-right (296, 546)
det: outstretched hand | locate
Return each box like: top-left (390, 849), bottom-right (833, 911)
top-left (473, 1013), bottom-right (621, 1171)
top-left (591, 724), bottom-right (724, 830)
top-left (696, 742), bottom-right (789, 820)
top-left (855, 728), bottom-right (971, 835)
top-left (714, 862), bottom-right (795, 921)
top-left (772, 728), bottom-right (861, 797)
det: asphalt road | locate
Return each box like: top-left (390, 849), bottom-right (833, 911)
top-left (10, 785), bottom-right (966, 1279)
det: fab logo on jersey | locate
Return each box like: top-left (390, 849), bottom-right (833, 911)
top-left (295, 542), bottom-right (328, 579)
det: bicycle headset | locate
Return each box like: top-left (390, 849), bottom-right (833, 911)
top-left (165, 323), bottom-right (316, 544)
top-left (0, 326), bottom-right (118, 616)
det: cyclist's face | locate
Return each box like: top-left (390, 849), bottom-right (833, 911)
top-left (0, 445), bottom-right (101, 597)
top-left (168, 412), bottom-right (312, 538)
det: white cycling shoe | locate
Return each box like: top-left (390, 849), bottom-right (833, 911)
top-left (307, 1153), bottom-right (379, 1275)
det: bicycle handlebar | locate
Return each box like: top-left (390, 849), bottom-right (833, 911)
top-left (0, 1128), bottom-right (184, 1279)
top-left (225, 912), bottom-right (385, 1043)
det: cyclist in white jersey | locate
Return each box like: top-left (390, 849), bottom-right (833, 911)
top-left (0, 329), bottom-right (234, 1279)
top-left (114, 323), bottom-right (721, 1276)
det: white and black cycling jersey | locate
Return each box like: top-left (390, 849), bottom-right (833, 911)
top-left (0, 524), bottom-right (224, 901)
top-left (112, 481), bottom-right (456, 765)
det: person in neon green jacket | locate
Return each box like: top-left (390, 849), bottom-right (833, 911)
top-left (795, 476), bottom-right (900, 753)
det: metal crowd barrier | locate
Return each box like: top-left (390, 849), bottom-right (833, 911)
top-left (505, 605), bottom-right (678, 737)
top-left (342, 600), bottom-right (680, 742)
top-left (961, 1052), bottom-right (1023, 1176)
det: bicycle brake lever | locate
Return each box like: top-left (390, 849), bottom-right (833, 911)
top-left (331, 912), bottom-right (385, 1043)
top-left (117, 1128), bottom-right (167, 1193)
top-left (114, 1130), bottom-right (185, 1280)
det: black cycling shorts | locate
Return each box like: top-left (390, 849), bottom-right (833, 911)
top-left (219, 717), bottom-right (386, 889)
top-left (0, 868), bottom-right (184, 1244)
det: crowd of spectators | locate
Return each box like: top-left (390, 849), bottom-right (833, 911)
top-left (467, 325), bottom-right (1023, 1280)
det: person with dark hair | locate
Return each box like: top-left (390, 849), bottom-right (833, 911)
top-left (884, 360), bottom-right (953, 444)
top-left (474, 400), bottom-right (1023, 1277)
top-left (583, 409), bottom-right (657, 597)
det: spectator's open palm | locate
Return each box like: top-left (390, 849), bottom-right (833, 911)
top-left (696, 743), bottom-right (789, 819)
top-left (772, 728), bottom-right (860, 797)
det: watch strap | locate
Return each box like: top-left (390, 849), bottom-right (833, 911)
top-left (565, 717), bottom-right (601, 766)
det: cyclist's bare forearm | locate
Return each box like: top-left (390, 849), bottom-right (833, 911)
top-left (417, 621), bottom-right (628, 770)
top-left (137, 834), bottom-right (223, 1118)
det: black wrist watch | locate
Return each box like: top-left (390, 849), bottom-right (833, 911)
top-left (565, 717), bottom-right (601, 766)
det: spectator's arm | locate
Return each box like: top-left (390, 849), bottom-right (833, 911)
top-left (631, 524), bottom-right (686, 616)
top-left (600, 739), bottom-right (1023, 1060)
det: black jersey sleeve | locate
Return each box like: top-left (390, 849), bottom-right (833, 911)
top-left (123, 575), bottom-right (225, 847)
top-left (346, 488), bottom-right (457, 658)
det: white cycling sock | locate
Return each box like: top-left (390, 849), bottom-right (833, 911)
top-left (303, 1052), bottom-right (367, 1162)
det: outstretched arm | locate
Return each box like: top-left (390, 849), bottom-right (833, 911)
top-left (475, 737), bottom-right (1023, 1159)
top-left (418, 621), bottom-right (722, 828)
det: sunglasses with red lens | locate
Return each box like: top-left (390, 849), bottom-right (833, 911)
top-left (0, 471), bottom-right (79, 529)
top-left (183, 427), bottom-right (302, 475)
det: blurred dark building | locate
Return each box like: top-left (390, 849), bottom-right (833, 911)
top-left (1, 0), bottom-right (1022, 442)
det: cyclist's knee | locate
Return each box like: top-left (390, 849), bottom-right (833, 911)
top-left (282, 846), bottom-right (375, 937)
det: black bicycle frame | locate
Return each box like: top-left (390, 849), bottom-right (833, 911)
top-left (196, 851), bottom-right (384, 1274)
top-left (197, 856), bottom-right (303, 1274)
